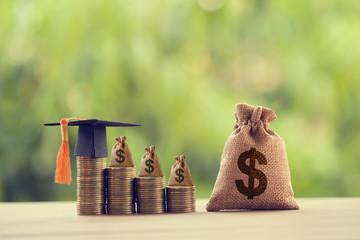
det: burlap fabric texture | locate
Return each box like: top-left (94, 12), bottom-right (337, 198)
top-left (206, 103), bottom-right (299, 211)
top-left (109, 136), bottom-right (134, 167)
top-left (168, 155), bottom-right (194, 186)
top-left (138, 146), bottom-right (163, 177)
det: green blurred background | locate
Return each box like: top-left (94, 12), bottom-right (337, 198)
top-left (0, 0), bottom-right (359, 201)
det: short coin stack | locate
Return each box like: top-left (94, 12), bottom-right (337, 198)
top-left (77, 156), bottom-right (106, 215)
top-left (136, 177), bottom-right (166, 214)
top-left (106, 167), bottom-right (136, 214)
top-left (166, 186), bottom-right (196, 213)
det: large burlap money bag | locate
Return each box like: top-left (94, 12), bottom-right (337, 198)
top-left (138, 146), bottom-right (163, 177)
top-left (206, 103), bottom-right (299, 211)
top-left (168, 155), bottom-right (194, 186)
top-left (109, 136), bottom-right (134, 167)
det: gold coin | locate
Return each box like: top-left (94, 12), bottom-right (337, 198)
top-left (166, 186), bottom-right (196, 213)
top-left (105, 167), bottom-right (136, 215)
top-left (135, 177), bottom-right (165, 214)
top-left (76, 157), bottom-right (106, 215)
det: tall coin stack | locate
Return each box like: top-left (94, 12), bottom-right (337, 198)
top-left (136, 177), bottom-right (166, 214)
top-left (166, 186), bottom-right (196, 213)
top-left (77, 156), bottom-right (106, 215)
top-left (106, 167), bottom-right (136, 214)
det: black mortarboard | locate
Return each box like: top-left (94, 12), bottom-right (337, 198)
top-left (44, 119), bottom-right (140, 158)
top-left (44, 118), bottom-right (140, 184)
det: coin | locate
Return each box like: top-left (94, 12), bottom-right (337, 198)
top-left (106, 167), bottom-right (136, 215)
top-left (135, 177), bottom-right (166, 214)
top-left (166, 186), bottom-right (196, 213)
top-left (76, 157), bottom-right (106, 215)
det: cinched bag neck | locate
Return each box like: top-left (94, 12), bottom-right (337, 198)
top-left (144, 145), bottom-right (156, 159)
top-left (175, 155), bottom-right (186, 169)
top-left (250, 106), bottom-right (263, 123)
top-left (250, 106), bottom-right (263, 133)
top-left (234, 103), bottom-right (277, 131)
top-left (115, 136), bottom-right (127, 149)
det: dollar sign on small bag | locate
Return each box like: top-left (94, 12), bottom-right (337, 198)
top-left (145, 159), bottom-right (154, 174)
top-left (175, 168), bottom-right (184, 183)
top-left (115, 149), bottom-right (125, 164)
top-left (235, 148), bottom-right (267, 199)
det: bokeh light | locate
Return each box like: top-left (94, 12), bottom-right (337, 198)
top-left (0, 0), bottom-right (359, 201)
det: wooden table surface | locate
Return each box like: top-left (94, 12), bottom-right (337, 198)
top-left (0, 198), bottom-right (359, 240)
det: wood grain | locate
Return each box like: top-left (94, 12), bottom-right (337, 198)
top-left (0, 198), bottom-right (359, 240)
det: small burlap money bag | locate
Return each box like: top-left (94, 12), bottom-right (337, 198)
top-left (168, 155), bottom-right (194, 186)
top-left (138, 146), bottom-right (163, 177)
top-left (206, 103), bottom-right (299, 211)
top-left (109, 136), bottom-right (134, 167)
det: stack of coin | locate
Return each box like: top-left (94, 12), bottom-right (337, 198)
top-left (136, 177), bottom-right (166, 214)
top-left (166, 186), bottom-right (196, 213)
top-left (106, 167), bottom-right (136, 214)
top-left (77, 156), bottom-right (106, 215)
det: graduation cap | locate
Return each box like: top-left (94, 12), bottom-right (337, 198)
top-left (44, 118), bottom-right (140, 184)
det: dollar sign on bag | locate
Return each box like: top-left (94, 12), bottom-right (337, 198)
top-left (235, 148), bottom-right (267, 199)
top-left (145, 159), bottom-right (154, 174)
top-left (115, 149), bottom-right (125, 164)
top-left (175, 168), bottom-right (184, 183)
